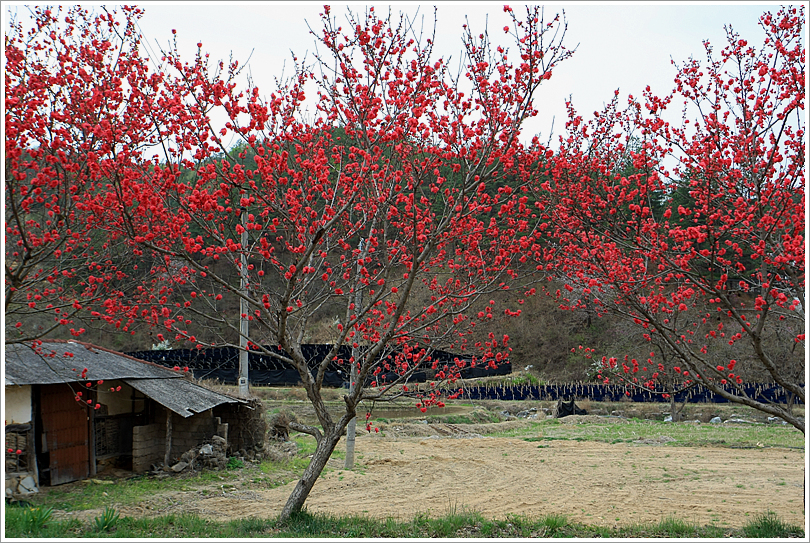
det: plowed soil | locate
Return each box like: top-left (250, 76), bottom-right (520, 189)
top-left (56, 423), bottom-right (805, 529)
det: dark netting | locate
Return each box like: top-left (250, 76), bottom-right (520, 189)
top-left (456, 382), bottom-right (804, 403)
top-left (126, 345), bottom-right (510, 386)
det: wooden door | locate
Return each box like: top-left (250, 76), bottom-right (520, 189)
top-left (40, 384), bottom-right (89, 485)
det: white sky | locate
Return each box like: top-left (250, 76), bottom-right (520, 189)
top-left (136, 2), bottom-right (783, 143)
top-left (4, 2), bottom-right (791, 146)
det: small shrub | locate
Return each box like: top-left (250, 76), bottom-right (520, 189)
top-left (743, 510), bottom-right (803, 538)
top-left (655, 516), bottom-right (693, 536)
top-left (21, 505), bottom-right (53, 533)
top-left (269, 410), bottom-right (298, 441)
top-left (227, 457), bottom-right (245, 470)
top-left (92, 506), bottom-right (120, 532)
top-left (540, 513), bottom-right (568, 535)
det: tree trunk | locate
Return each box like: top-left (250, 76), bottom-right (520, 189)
top-left (279, 430), bottom-right (343, 521)
top-left (670, 395), bottom-right (682, 422)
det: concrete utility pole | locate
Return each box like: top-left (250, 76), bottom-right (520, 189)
top-left (344, 240), bottom-right (364, 469)
top-left (239, 207), bottom-right (250, 396)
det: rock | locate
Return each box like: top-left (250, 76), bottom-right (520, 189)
top-left (17, 476), bottom-right (38, 495)
top-left (724, 418), bottom-right (756, 424)
top-left (171, 461), bottom-right (189, 472)
top-left (663, 415), bottom-right (673, 422)
top-left (709, 416), bottom-right (722, 424)
top-left (199, 444), bottom-right (214, 455)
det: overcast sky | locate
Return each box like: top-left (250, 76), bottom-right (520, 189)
top-left (5, 2), bottom-right (786, 145)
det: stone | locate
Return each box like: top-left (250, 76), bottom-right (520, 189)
top-left (709, 416), bottom-right (722, 424)
top-left (18, 476), bottom-right (38, 495)
top-left (199, 444), bottom-right (214, 455)
top-left (663, 415), bottom-right (673, 422)
top-left (171, 461), bottom-right (189, 472)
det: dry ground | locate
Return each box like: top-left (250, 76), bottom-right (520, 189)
top-left (54, 420), bottom-right (805, 529)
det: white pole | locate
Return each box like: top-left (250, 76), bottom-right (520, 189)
top-left (239, 207), bottom-right (249, 396)
top-left (344, 239), bottom-right (363, 469)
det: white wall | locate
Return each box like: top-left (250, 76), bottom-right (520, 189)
top-left (96, 380), bottom-right (133, 416)
top-left (4, 386), bottom-right (32, 424)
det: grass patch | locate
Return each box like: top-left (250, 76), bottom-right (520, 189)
top-left (4, 504), bottom-right (82, 538)
top-left (5, 509), bottom-right (803, 538)
top-left (496, 418), bottom-right (803, 449)
top-left (29, 471), bottom-right (236, 512)
top-left (743, 510), bottom-right (805, 538)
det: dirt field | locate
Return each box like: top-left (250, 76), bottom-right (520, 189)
top-left (58, 421), bottom-right (805, 529)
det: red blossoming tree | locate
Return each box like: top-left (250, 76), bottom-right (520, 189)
top-left (9, 6), bottom-right (573, 517)
top-left (536, 6), bottom-right (804, 432)
top-left (4, 6), bottom-right (165, 346)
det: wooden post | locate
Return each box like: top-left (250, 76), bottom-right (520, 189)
top-left (164, 409), bottom-right (173, 467)
top-left (89, 403), bottom-right (97, 476)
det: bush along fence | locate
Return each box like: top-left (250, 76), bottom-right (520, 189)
top-left (453, 382), bottom-right (804, 405)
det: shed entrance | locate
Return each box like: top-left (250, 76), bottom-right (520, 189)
top-left (39, 384), bottom-right (90, 485)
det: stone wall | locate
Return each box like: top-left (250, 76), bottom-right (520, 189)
top-left (132, 407), bottom-right (228, 472)
top-left (132, 422), bottom-right (162, 472)
top-left (170, 410), bottom-right (222, 456)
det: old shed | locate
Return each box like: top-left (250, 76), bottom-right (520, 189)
top-left (4, 340), bottom-right (252, 498)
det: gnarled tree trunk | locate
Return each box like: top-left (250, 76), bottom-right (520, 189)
top-left (279, 428), bottom-right (344, 521)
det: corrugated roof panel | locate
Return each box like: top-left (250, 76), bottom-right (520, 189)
top-left (123, 378), bottom-right (244, 418)
top-left (5, 341), bottom-right (245, 418)
top-left (5, 341), bottom-right (182, 385)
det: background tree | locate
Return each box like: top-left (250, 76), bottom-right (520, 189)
top-left (79, 5), bottom-right (575, 518)
top-left (535, 6), bottom-right (804, 432)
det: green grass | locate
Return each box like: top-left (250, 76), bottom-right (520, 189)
top-left (4, 508), bottom-right (802, 538)
top-left (742, 510), bottom-right (805, 538)
top-left (29, 470), bottom-right (238, 512)
top-left (494, 419), bottom-right (803, 449)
